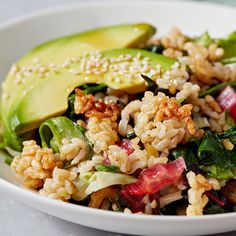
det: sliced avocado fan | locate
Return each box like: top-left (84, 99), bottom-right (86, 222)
top-left (0, 23), bottom-right (175, 151)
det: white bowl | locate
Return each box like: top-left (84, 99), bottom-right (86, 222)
top-left (0, 1), bottom-right (236, 235)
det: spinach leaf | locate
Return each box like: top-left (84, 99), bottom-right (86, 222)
top-left (81, 83), bottom-right (107, 95)
top-left (39, 116), bottom-right (92, 158)
top-left (218, 31), bottom-right (236, 60)
top-left (199, 81), bottom-right (236, 97)
top-left (95, 164), bottom-right (120, 173)
top-left (198, 130), bottom-right (235, 168)
top-left (172, 139), bottom-right (199, 168)
top-left (66, 93), bottom-right (77, 121)
top-left (200, 165), bottom-right (235, 180)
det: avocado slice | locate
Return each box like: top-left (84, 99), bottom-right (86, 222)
top-left (1, 23), bottom-right (156, 150)
top-left (11, 49), bottom-right (175, 136)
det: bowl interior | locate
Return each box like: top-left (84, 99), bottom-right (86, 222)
top-left (0, 1), bottom-right (236, 235)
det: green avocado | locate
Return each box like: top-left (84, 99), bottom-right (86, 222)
top-left (1, 23), bottom-right (156, 150)
top-left (11, 48), bottom-right (175, 135)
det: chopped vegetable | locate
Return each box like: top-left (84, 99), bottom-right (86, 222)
top-left (81, 83), bottom-right (107, 94)
top-left (126, 132), bottom-right (136, 140)
top-left (119, 139), bottom-right (134, 155)
top-left (73, 172), bottom-right (136, 201)
top-left (39, 116), bottom-right (92, 157)
top-left (216, 86), bottom-right (236, 122)
top-left (199, 81), bottom-right (236, 97)
top-left (123, 157), bottom-right (186, 195)
top-left (89, 187), bottom-right (117, 208)
top-left (95, 164), bottom-right (120, 173)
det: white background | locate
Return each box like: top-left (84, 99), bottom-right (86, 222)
top-left (0, 0), bottom-right (236, 236)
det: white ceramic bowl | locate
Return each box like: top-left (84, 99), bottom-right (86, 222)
top-left (0, 1), bottom-right (236, 235)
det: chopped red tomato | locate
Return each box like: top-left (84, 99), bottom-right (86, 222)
top-left (119, 139), bottom-right (134, 155)
top-left (216, 86), bottom-right (236, 121)
top-left (123, 157), bottom-right (186, 195)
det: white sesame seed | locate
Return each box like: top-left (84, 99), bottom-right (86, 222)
top-left (2, 92), bottom-right (9, 99)
top-left (32, 58), bottom-right (40, 63)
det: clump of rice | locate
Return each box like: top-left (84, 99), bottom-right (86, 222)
top-left (60, 138), bottom-right (88, 165)
top-left (119, 91), bottom-right (195, 156)
top-left (86, 117), bottom-right (119, 153)
top-left (186, 171), bottom-right (220, 216)
top-left (39, 167), bottom-right (77, 200)
top-left (11, 140), bottom-right (62, 189)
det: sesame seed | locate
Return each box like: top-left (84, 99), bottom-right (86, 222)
top-left (2, 92), bottom-right (9, 99)
top-left (32, 58), bottom-right (40, 63)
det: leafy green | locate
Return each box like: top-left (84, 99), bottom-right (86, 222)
top-left (66, 93), bottom-right (77, 121)
top-left (39, 116), bottom-right (92, 158)
top-left (221, 57), bottom-right (236, 65)
top-left (199, 81), bottom-right (236, 97)
top-left (198, 130), bottom-right (236, 168)
top-left (141, 74), bottom-right (157, 92)
top-left (218, 31), bottom-right (236, 60)
top-left (72, 172), bottom-right (136, 201)
top-left (95, 164), bottom-right (120, 173)
top-left (204, 205), bottom-right (225, 214)
top-left (81, 83), bottom-right (107, 95)
top-left (195, 32), bottom-right (213, 48)
top-left (171, 139), bottom-right (199, 168)
top-left (225, 110), bottom-right (235, 127)
top-left (172, 127), bottom-right (236, 180)
top-left (201, 165), bottom-right (235, 180)
top-left (126, 132), bottom-right (136, 140)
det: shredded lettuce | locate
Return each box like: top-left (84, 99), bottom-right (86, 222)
top-left (39, 116), bottom-right (92, 158)
top-left (73, 172), bottom-right (136, 201)
top-left (195, 32), bottom-right (213, 48)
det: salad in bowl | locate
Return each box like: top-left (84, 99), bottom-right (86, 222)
top-left (1, 22), bottom-right (236, 216)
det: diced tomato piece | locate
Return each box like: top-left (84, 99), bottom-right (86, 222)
top-left (123, 157), bottom-right (186, 195)
top-left (216, 86), bottom-right (236, 121)
top-left (119, 139), bottom-right (134, 155)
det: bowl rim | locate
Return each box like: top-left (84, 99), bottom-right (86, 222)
top-left (0, 0), bottom-right (236, 222)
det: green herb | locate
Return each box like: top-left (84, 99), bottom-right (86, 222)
top-left (195, 32), bottom-right (213, 48)
top-left (176, 98), bottom-right (185, 104)
top-left (221, 57), bottom-right (236, 65)
top-left (76, 124), bottom-right (86, 134)
top-left (199, 81), bottom-right (236, 97)
top-left (126, 132), bottom-right (136, 140)
top-left (81, 83), bottom-right (107, 94)
top-left (200, 165), bottom-right (235, 180)
top-left (95, 164), bottom-right (120, 173)
top-left (141, 74), bottom-right (157, 92)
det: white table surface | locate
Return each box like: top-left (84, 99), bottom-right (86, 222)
top-left (0, 1), bottom-right (236, 236)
